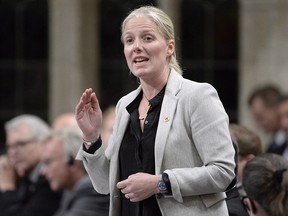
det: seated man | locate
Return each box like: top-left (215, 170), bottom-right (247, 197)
top-left (41, 128), bottom-right (109, 216)
top-left (247, 85), bottom-right (286, 154)
top-left (0, 114), bottom-right (62, 216)
top-left (229, 123), bottom-right (263, 197)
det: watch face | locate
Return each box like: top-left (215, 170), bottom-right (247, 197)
top-left (158, 180), bottom-right (167, 192)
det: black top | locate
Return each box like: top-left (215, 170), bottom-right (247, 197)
top-left (119, 87), bottom-right (165, 216)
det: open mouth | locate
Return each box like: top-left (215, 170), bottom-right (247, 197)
top-left (133, 57), bottom-right (149, 64)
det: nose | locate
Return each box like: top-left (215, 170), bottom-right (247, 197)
top-left (133, 39), bottom-right (142, 52)
top-left (7, 148), bottom-right (17, 158)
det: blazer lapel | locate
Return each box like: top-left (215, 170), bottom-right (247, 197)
top-left (154, 70), bottom-right (183, 173)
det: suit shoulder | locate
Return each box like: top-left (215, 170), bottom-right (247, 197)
top-left (180, 78), bottom-right (218, 97)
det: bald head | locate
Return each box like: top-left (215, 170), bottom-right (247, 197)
top-left (52, 113), bottom-right (78, 130)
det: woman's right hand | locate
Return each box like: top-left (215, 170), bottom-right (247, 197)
top-left (75, 88), bottom-right (102, 142)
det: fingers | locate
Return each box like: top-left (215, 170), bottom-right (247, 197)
top-left (117, 181), bottom-right (127, 193)
top-left (124, 193), bottom-right (137, 202)
top-left (75, 89), bottom-right (90, 111)
top-left (0, 155), bottom-right (9, 169)
top-left (116, 180), bottom-right (125, 189)
top-left (117, 180), bottom-right (137, 202)
top-left (82, 88), bottom-right (93, 104)
top-left (90, 92), bottom-right (100, 111)
top-left (75, 88), bottom-right (97, 114)
top-left (117, 180), bottom-right (130, 198)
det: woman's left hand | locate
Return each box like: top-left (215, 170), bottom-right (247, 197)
top-left (116, 172), bottom-right (160, 202)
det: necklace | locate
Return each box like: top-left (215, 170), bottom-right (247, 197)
top-left (143, 93), bottom-right (150, 102)
top-left (138, 94), bottom-right (151, 120)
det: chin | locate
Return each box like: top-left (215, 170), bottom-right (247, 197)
top-left (50, 183), bottom-right (60, 191)
top-left (132, 70), bottom-right (150, 79)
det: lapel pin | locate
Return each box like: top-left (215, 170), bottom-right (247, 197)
top-left (164, 117), bottom-right (170, 122)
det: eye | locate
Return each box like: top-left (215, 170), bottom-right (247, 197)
top-left (124, 37), bottom-right (133, 44)
top-left (43, 158), bottom-right (52, 166)
top-left (143, 35), bottom-right (153, 42)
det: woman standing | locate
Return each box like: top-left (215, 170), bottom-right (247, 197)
top-left (75, 6), bottom-right (235, 216)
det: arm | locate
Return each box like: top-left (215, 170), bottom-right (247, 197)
top-left (167, 83), bottom-right (236, 202)
top-left (75, 88), bottom-right (110, 194)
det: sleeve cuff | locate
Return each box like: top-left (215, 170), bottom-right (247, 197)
top-left (83, 136), bottom-right (102, 154)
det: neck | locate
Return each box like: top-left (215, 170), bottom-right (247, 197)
top-left (142, 92), bottom-right (150, 102)
top-left (141, 68), bottom-right (171, 99)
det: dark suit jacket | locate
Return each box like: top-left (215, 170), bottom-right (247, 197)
top-left (0, 175), bottom-right (62, 216)
top-left (267, 140), bottom-right (287, 156)
top-left (53, 175), bottom-right (109, 216)
top-left (266, 130), bottom-right (287, 156)
top-left (226, 186), bottom-right (249, 216)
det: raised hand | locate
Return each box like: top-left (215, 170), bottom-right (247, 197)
top-left (0, 155), bottom-right (17, 191)
top-left (75, 88), bottom-right (102, 142)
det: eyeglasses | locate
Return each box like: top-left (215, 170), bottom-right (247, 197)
top-left (7, 139), bottom-right (35, 151)
top-left (42, 155), bottom-right (72, 168)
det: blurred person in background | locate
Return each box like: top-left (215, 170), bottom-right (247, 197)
top-left (248, 85), bottom-right (286, 154)
top-left (224, 135), bottom-right (250, 216)
top-left (229, 123), bottom-right (262, 197)
top-left (101, 106), bottom-right (116, 150)
top-left (276, 94), bottom-right (288, 160)
top-left (51, 112), bottom-right (79, 130)
top-left (41, 128), bottom-right (109, 216)
top-left (0, 114), bottom-right (62, 216)
top-left (242, 153), bottom-right (288, 216)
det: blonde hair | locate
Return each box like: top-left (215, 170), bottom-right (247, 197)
top-left (121, 5), bottom-right (182, 75)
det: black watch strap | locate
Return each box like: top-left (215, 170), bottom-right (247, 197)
top-left (162, 173), bottom-right (172, 194)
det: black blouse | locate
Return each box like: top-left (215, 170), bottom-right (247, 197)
top-left (119, 87), bottom-right (165, 216)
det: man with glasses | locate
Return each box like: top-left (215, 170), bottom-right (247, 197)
top-left (41, 128), bottom-right (109, 216)
top-left (0, 114), bottom-right (62, 216)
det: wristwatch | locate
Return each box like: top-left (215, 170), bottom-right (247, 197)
top-left (158, 174), bottom-right (168, 194)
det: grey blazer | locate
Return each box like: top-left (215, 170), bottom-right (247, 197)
top-left (77, 70), bottom-right (236, 216)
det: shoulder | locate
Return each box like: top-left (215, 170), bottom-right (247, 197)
top-left (178, 78), bottom-right (220, 105)
top-left (167, 69), bottom-right (218, 99)
top-left (172, 77), bottom-right (226, 119)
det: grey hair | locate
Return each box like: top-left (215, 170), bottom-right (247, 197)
top-left (44, 128), bottom-right (83, 161)
top-left (5, 114), bottom-right (51, 142)
top-left (121, 5), bottom-right (182, 75)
